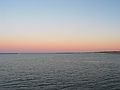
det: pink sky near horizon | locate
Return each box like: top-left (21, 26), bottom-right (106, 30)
top-left (0, 37), bottom-right (120, 52)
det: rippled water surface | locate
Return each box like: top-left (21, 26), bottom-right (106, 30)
top-left (0, 53), bottom-right (120, 90)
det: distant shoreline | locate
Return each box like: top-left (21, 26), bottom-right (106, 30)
top-left (0, 53), bottom-right (19, 54)
top-left (96, 51), bottom-right (120, 54)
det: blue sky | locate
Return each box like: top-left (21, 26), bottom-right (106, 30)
top-left (1, 0), bottom-right (120, 23)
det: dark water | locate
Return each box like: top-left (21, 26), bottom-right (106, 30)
top-left (0, 53), bottom-right (120, 90)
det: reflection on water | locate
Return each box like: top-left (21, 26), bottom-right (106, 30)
top-left (0, 53), bottom-right (120, 90)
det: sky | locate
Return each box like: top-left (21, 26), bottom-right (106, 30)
top-left (0, 0), bottom-right (120, 52)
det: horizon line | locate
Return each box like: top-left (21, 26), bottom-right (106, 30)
top-left (0, 50), bottom-right (120, 54)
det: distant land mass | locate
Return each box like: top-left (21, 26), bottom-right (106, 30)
top-left (96, 51), bottom-right (120, 54)
top-left (0, 53), bottom-right (19, 54)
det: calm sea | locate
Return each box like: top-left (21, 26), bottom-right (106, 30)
top-left (0, 53), bottom-right (120, 90)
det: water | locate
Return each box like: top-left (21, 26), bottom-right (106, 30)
top-left (0, 53), bottom-right (120, 90)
